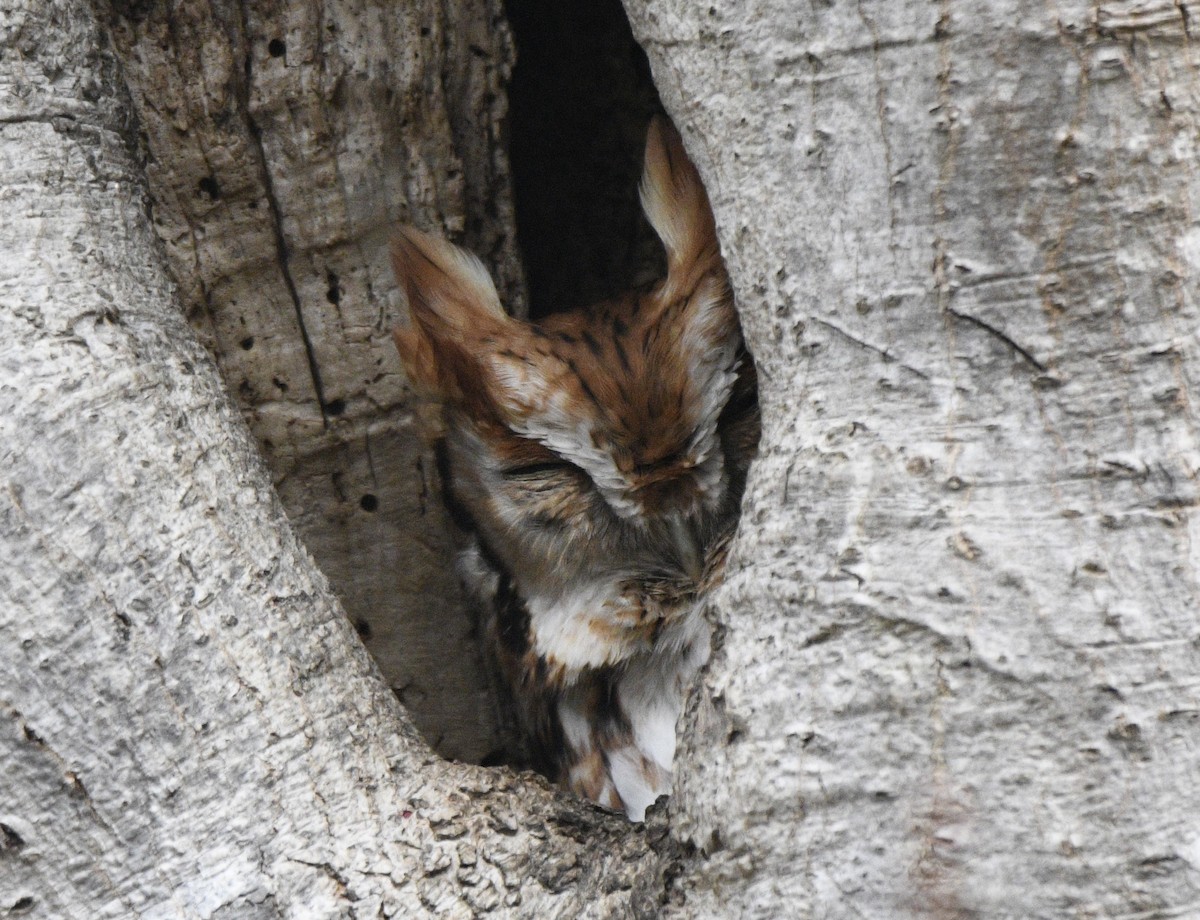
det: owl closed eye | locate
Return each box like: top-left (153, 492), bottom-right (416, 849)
top-left (391, 117), bottom-right (758, 820)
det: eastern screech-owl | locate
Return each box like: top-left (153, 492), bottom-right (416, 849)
top-left (391, 118), bottom-right (757, 820)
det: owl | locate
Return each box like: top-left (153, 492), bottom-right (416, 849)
top-left (391, 118), bottom-right (758, 820)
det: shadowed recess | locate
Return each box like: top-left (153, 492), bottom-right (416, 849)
top-left (504, 0), bottom-right (666, 318)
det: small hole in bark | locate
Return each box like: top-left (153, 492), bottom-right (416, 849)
top-left (0, 823), bottom-right (25, 851)
top-left (325, 398), bottom-right (346, 416)
top-left (354, 617), bottom-right (372, 639)
top-left (10, 897), bottom-right (34, 913)
top-left (326, 271), bottom-right (341, 305)
top-left (360, 494), bottom-right (379, 512)
top-left (240, 336), bottom-right (254, 350)
top-left (268, 38), bottom-right (286, 58)
top-left (197, 176), bottom-right (220, 200)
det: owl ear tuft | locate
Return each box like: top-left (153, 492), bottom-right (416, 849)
top-left (640, 118), bottom-right (739, 365)
top-left (390, 226), bottom-right (506, 329)
top-left (639, 116), bottom-right (723, 301)
top-left (390, 226), bottom-right (511, 409)
top-left (391, 324), bottom-right (439, 393)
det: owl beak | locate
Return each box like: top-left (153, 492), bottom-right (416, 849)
top-left (666, 513), bottom-right (704, 583)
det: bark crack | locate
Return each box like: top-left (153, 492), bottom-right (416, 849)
top-left (235, 14), bottom-right (329, 426)
top-left (286, 858), bottom-right (352, 899)
top-left (0, 113), bottom-right (75, 126)
top-left (946, 308), bottom-right (1047, 373)
top-left (812, 317), bottom-right (932, 380)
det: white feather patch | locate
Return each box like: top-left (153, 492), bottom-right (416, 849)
top-left (525, 583), bottom-right (646, 672)
top-left (607, 745), bottom-right (665, 823)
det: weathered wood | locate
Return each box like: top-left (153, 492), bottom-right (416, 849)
top-left (104, 0), bottom-right (527, 763)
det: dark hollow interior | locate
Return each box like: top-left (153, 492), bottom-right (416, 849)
top-left (503, 0), bottom-right (666, 319)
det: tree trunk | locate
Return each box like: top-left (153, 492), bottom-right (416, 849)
top-left (0, 2), bottom-right (658, 916)
top-left (6, 0), bottom-right (1200, 916)
top-left (624, 0), bottom-right (1200, 916)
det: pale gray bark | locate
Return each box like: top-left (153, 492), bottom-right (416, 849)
top-left (625, 0), bottom-right (1200, 916)
top-left (0, 2), bottom-right (657, 917)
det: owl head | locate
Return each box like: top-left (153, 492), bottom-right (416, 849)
top-left (391, 118), bottom-right (744, 591)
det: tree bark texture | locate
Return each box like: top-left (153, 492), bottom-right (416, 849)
top-left (104, 0), bottom-right (526, 763)
top-left (7, 0), bottom-right (1200, 916)
top-left (0, 2), bottom-right (659, 917)
top-left (625, 0), bottom-right (1200, 916)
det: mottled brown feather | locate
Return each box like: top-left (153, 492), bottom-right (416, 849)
top-left (389, 117), bottom-right (758, 820)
